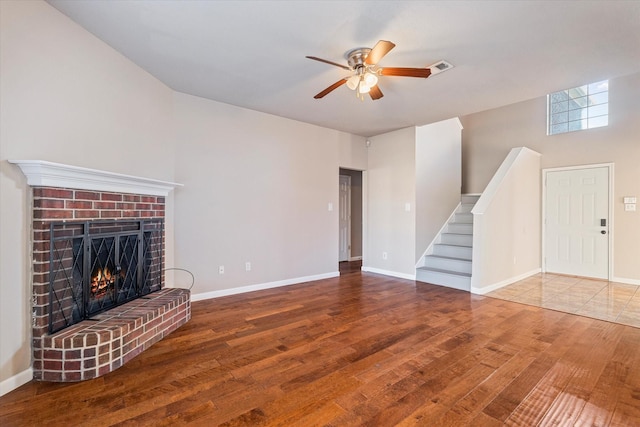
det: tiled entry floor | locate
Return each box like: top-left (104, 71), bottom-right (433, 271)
top-left (486, 273), bottom-right (640, 329)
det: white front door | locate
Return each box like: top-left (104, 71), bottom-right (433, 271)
top-left (339, 175), bottom-right (351, 262)
top-left (544, 166), bottom-right (610, 279)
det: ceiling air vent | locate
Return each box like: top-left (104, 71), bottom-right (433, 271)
top-left (429, 60), bottom-right (454, 75)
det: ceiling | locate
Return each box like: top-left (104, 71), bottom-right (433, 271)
top-left (48, 1), bottom-right (640, 137)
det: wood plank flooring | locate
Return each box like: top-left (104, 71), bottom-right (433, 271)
top-left (2, 270), bottom-right (640, 426)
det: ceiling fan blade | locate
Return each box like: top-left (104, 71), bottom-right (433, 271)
top-left (380, 67), bottom-right (432, 78)
top-left (306, 56), bottom-right (350, 70)
top-left (314, 79), bottom-right (348, 99)
top-left (369, 85), bottom-right (383, 100)
top-left (365, 40), bottom-right (396, 65)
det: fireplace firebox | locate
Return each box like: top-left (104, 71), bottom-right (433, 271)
top-left (48, 219), bottom-right (163, 334)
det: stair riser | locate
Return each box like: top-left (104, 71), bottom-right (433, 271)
top-left (416, 269), bottom-right (471, 291)
top-left (433, 245), bottom-right (472, 260)
top-left (440, 233), bottom-right (473, 246)
top-left (447, 223), bottom-right (473, 234)
top-left (458, 204), bottom-right (475, 214)
top-left (423, 257), bottom-right (472, 274)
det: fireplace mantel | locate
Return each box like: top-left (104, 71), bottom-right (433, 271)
top-left (9, 160), bottom-right (183, 196)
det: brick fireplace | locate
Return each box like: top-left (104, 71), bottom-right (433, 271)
top-left (10, 160), bottom-right (188, 382)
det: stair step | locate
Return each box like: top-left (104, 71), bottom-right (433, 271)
top-left (458, 203), bottom-right (476, 213)
top-left (453, 213), bottom-right (473, 224)
top-left (440, 233), bottom-right (473, 246)
top-left (447, 223), bottom-right (473, 234)
top-left (416, 267), bottom-right (471, 291)
top-left (433, 244), bottom-right (472, 260)
top-left (423, 255), bottom-right (472, 274)
top-left (461, 194), bottom-right (481, 204)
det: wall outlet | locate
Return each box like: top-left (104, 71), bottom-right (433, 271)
top-left (245, 262), bottom-right (251, 271)
top-left (218, 265), bottom-right (224, 274)
top-left (382, 252), bottom-right (388, 260)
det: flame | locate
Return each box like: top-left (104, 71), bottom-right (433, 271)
top-left (91, 267), bottom-right (114, 296)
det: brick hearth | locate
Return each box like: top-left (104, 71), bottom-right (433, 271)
top-left (30, 185), bottom-right (190, 382)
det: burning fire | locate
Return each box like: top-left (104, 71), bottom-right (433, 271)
top-left (91, 267), bottom-right (115, 297)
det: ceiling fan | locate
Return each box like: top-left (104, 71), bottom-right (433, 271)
top-left (306, 40), bottom-right (437, 101)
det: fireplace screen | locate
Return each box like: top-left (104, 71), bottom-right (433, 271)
top-left (48, 219), bottom-right (163, 333)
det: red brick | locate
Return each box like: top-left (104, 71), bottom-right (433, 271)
top-left (33, 199), bottom-right (65, 209)
top-left (123, 194), bottom-right (141, 202)
top-left (140, 211), bottom-right (154, 218)
top-left (33, 209), bottom-right (73, 220)
top-left (66, 200), bottom-right (93, 209)
top-left (84, 347), bottom-right (96, 358)
top-left (101, 193), bottom-right (122, 202)
top-left (64, 371), bottom-right (82, 381)
top-left (34, 188), bottom-right (73, 199)
top-left (64, 360), bottom-right (81, 370)
top-left (44, 360), bottom-right (62, 370)
top-left (75, 191), bottom-right (100, 200)
top-left (122, 210), bottom-right (141, 218)
top-left (135, 203), bottom-right (151, 210)
top-left (101, 211), bottom-right (122, 218)
top-left (83, 358), bottom-right (96, 369)
top-left (42, 371), bottom-right (63, 382)
top-left (116, 202), bottom-right (136, 210)
top-left (98, 365), bottom-right (111, 377)
top-left (75, 210), bottom-right (100, 219)
top-left (93, 201), bottom-right (116, 210)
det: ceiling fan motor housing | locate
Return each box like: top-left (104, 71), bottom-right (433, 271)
top-left (346, 48), bottom-right (372, 70)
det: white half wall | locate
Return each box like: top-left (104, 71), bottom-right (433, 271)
top-left (415, 118), bottom-right (463, 262)
top-left (471, 147), bottom-right (542, 293)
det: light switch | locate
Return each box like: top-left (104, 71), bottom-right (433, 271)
top-left (328, 202), bottom-right (333, 211)
top-left (405, 203), bottom-right (411, 212)
top-left (623, 197), bottom-right (637, 203)
top-left (625, 203), bottom-right (636, 212)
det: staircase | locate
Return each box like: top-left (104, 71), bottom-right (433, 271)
top-left (416, 194), bottom-right (480, 291)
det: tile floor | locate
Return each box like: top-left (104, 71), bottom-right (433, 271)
top-left (486, 273), bottom-right (640, 328)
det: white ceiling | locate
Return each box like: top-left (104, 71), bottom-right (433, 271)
top-left (48, 0), bottom-right (640, 137)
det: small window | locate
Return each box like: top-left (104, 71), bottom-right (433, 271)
top-left (547, 80), bottom-right (608, 135)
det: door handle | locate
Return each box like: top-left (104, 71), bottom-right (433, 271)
top-left (601, 230), bottom-right (607, 234)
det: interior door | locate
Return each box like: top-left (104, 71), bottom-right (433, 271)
top-left (339, 175), bottom-right (351, 262)
top-left (544, 166), bottom-right (609, 279)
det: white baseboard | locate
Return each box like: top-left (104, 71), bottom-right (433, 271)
top-left (361, 267), bottom-right (416, 281)
top-left (191, 271), bottom-right (340, 302)
top-left (0, 367), bottom-right (32, 397)
top-left (348, 256), bottom-right (362, 261)
top-left (611, 276), bottom-right (640, 286)
top-left (470, 268), bottom-right (541, 295)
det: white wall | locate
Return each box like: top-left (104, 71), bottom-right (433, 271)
top-left (0, 1), bottom-right (175, 392)
top-left (470, 148), bottom-right (541, 293)
top-left (364, 127), bottom-right (416, 278)
top-left (461, 72), bottom-right (640, 283)
top-left (415, 118), bottom-right (463, 261)
top-left (172, 92), bottom-right (366, 296)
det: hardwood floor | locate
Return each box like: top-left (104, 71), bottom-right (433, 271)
top-left (2, 271), bottom-right (640, 426)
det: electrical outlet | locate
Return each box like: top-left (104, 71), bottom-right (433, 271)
top-left (245, 262), bottom-right (251, 271)
top-left (218, 265), bottom-right (224, 274)
top-left (382, 252), bottom-right (388, 260)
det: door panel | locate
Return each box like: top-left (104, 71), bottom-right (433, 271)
top-left (339, 175), bottom-right (351, 262)
top-left (544, 167), bottom-right (609, 279)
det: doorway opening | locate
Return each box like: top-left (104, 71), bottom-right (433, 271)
top-left (339, 168), bottom-right (363, 273)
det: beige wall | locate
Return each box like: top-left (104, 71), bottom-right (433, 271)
top-left (364, 127), bottom-right (416, 276)
top-left (0, 1), bottom-right (175, 389)
top-left (0, 0), bottom-right (367, 391)
top-left (172, 92), bottom-right (366, 295)
top-left (461, 72), bottom-right (640, 282)
top-left (415, 118), bottom-right (462, 262)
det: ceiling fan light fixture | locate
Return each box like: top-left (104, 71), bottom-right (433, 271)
top-left (363, 71), bottom-right (378, 87)
top-left (346, 75), bottom-right (360, 90)
top-left (358, 80), bottom-right (371, 94)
